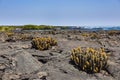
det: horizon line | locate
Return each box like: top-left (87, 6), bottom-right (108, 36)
top-left (0, 24), bottom-right (120, 27)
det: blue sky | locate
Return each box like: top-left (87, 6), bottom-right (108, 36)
top-left (0, 0), bottom-right (120, 26)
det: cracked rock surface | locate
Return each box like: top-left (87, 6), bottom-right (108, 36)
top-left (0, 30), bottom-right (120, 80)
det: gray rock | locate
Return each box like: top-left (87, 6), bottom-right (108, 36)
top-left (0, 33), bottom-right (8, 42)
top-left (2, 73), bottom-right (20, 80)
top-left (95, 73), bottom-right (114, 80)
top-left (107, 60), bottom-right (120, 79)
top-left (37, 71), bottom-right (48, 79)
top-left (12, 50), bottom-right (42, 74)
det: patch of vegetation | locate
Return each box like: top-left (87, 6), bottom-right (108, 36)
top-left (0, 25), bottom-right (68, 32)
top-left (5, 31), bottom-right (14, 37)
top-left (22, 25), bottom-right (55, 30)
top-left (14, 33), bottom-right (33, 41)
top-left (0, 26), bottom-right (15, 32)
top-left (107, 30), bottom-right (120, 36)
top-left (4, 32), bottom-right (33, 42)
top-left (81, 33), bottom-right (89, 37)
top-left (81, 32), bottom-right (101, 39)
top-left (31, 37), bottom-right (57, 51)
top-left (70, 47), bottom-right (108, 73)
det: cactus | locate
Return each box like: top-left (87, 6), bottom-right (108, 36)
top-left (108, 30), bottom-right (120, 36)
top-left (70, 47), bottom-right (108, 73)
top-left (81, 32), bottom-right (101, 39)
top-left (31, 37), bottom-right (57, 50)
top-left (5, 32), bottom-right (14, 37)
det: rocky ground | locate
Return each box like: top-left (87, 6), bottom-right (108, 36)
top-left (0, 30), bottom-right (120, 80)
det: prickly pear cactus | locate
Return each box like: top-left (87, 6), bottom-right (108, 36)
top-left (71, 47), bottom-right (108, 73)
top-left (31, 37), bottom-right (57, 50)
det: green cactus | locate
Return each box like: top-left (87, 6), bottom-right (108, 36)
top-left (31, 37), bottom-right (57, 51)
top-left (71, 47), bottom-right (108, 73)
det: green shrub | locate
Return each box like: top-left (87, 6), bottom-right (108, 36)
top-left (0, 27), bottom-right (15, 32)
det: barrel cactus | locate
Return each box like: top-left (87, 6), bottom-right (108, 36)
top-left (70, 47), bottom-right (108, 73)
top-left (31, 37), bottom-right (57, 50)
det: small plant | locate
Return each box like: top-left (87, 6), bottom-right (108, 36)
top-left (81, 33), bottom-right (89, 37)
top-left (108, 30), bottom-right (120, 36)
top-left (17, 34), bottom-right (32, 41)
top-left (31, 37), bottom-right (57, 50)
top-left (81, 32), bottom-right (101, 39)
top-left (70, 47), bottom-right (108, 73)
top-left (90, 33), bottom-right (101, 39)
top-left (5, 32), bottom-right (14, 37)
top-left (5, 32), bottom-right (33, 41)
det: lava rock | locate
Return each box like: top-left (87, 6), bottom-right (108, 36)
top-left (12, 50), bottom-right (42, 74)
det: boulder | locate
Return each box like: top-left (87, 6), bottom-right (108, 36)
top-left (12, 50), bottom-right (42, 74)
top-left (107, 60), bottom-right (120, 79)
top-left (0, 33), bottom-right (8, 42)
top-left (2, 73), bottom-right (20, 80)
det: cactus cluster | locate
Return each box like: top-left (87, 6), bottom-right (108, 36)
top-left (17, 34), bottom-right (31, 41)
top-left (5, 32), bottom-right (14, 37)
top-left (108, 30), bottom-right (120, 36)
top-left (31, 37), bottom-right (57, 50)
top-left (81, 32), bottom-right (100, 39)
top-left (81, 33), bottom-right (89, 37)
top-left (71, 47), bottom-right (108, 73)
top-left (5, 32), bottom-right (33, 41)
